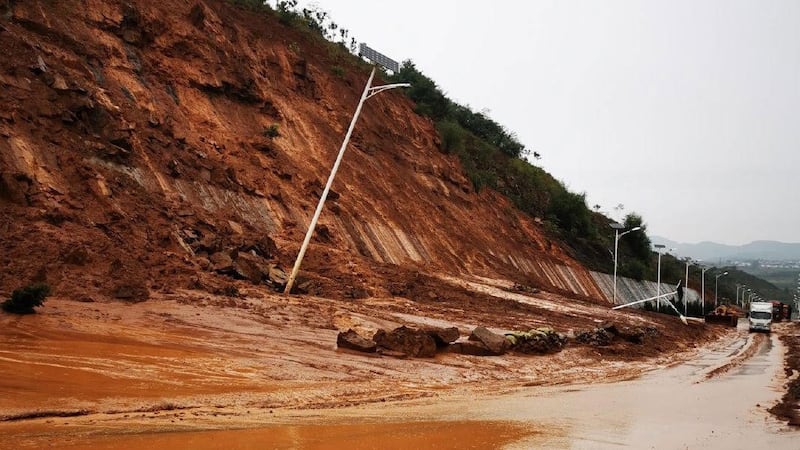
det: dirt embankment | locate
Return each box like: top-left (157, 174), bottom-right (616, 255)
top-left (0, 1), bottom-right (734, 445)
top-left (769, 322), bottom-right (800, 426)
top-left (0, 0), bottom-right (603, 306)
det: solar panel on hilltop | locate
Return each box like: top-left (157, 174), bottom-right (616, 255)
top-left (359, 43), bottom-right (399, 73)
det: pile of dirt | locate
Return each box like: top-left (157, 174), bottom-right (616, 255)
top-left (769, 322), bottom-right (800, 426)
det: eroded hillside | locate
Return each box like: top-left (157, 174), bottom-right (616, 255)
top-left (0, 0), bottom-right (605, 302)
top-left (0, 4), bottom-right (741, 445)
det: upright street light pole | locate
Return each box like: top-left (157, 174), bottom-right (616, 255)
top-left (684, 258), bottom-right (692, 316)
top-left (701, 266), bottom-right (709, 315)
top-left (654, 244), bottom-right (666, 310)
top-left (611, 224), bottom-right (641, 304)
top-left (714, 271), bottom-right (729, 309)
top-left (284, 67), bottom-right (410, 295)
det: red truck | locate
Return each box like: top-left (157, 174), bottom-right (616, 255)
top-left (770, 301), bottom-right (791, 322)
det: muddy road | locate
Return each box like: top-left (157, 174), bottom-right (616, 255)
top-left (2, 287), bottom-right (797, 449)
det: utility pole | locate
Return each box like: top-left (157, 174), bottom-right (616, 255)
top-left (284, 67), bottom-right (409, 294)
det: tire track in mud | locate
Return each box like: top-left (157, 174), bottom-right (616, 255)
top-left (698, 331), bottom-right (767, 381)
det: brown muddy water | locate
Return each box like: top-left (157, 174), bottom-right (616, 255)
top-left (7, 421), bottom-right (532, 449)
top-left (2, 307), bottom-right (797, 449)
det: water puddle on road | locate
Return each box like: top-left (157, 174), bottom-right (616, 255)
top-left (10, 420), bottom-right (537, 450)
top-left (0, 311), bottom-right (280, 415)
top-left (3, 308), bottom-right (797, 449)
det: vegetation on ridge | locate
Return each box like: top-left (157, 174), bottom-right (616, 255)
top-left (387, 62), bottom-right (657, 276)
top-left (222, 0), bottom-right (687, 285)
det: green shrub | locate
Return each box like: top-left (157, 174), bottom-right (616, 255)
top-left (263, 124), bottom-right (280, 138)
top-left (275, 0), bottom-right (299, 25)
top-left (330, 65), bottom-right (345, 78)
top-left (622, 213), bottom-right (652, 260)
top-left (468, 170), bottom-right (498, 192)
top-left (2, 283), bottom-right (51, 314)
top-left (548, 189), bottom-right (592, 237)
top-left (229, 0), bottom-right (271, 12)
top-left (436, 120), bottom-right (465, 154)
top-left (621, 260), bottom-right (647, 281)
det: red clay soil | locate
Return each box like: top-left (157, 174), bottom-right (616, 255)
top-left (0, 1), bottom-right (733, 443)
top-left (769, 322), bottom-right (800, 426)
top-left (0, 282), bottom-right (725, 434)
top-left (0, 0), bottom-right (593, 306)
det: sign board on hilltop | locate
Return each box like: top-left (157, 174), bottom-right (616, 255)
top-left (359, 43), bottom-right (400, 73)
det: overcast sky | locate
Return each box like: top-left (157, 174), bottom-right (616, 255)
top-left (302, 0), bottom-right (800, 246)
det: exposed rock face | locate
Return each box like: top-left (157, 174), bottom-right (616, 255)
top-left (468, 326), bottom-right (511, 355)
top-left (373, 326), bottom-right (437, 358)
top-left (0, 0), bottom-right (607, 304)
top-left (336, 329), bottom-right (377, 353)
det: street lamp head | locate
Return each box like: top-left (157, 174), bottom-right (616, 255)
top-left (630, 226), bottom-right (642, 232)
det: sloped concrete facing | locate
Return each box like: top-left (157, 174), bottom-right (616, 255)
top-left (591, 272), bottom-right (702, 307)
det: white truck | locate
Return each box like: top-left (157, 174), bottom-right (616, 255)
top-left (749, 301), bottom-right (773, 333)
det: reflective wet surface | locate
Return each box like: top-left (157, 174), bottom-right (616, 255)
top-left (2, 305), bottom-right (796, 449)
top-left (9, 421), bottom-right (533, 450)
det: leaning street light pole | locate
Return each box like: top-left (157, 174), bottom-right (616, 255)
top-left (284, 67), bottom-right (410, 295)
top-left (611, 223), bottom-right (641, 304)
top-left (714, 271), bottom-right (729, 309)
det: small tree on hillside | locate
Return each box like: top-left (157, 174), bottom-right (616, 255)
top-left (623, 213), bottom-right (652, 260)
top-left (1, 283), bottom-right (51, 314)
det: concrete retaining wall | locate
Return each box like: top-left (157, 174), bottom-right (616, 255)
top-left (591, 272), bottom-right (702, 307)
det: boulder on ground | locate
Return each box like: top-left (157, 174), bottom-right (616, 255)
top-left (506, 327), bottom-right (567, 354)
top-left (210, 251), bottom-right (234, 273)
top-left (616, 326), bottom-right (647, 344)
top-left (111, 282), bottom-right (149, 302)
top-left (233, 251), bottom-right (268, 284)
top-left (373, 326), bottom-right (437, 358)
top-left (336, 329), bottom-right (377, 353)
top-left (268, 265), bottom-right (288, 290)
top-left (468, 326), bottom-right (510, 355)
top-left (424, 327), bottom-right (460, 348)
top-left (575, 328), bottom-right (614, 346)
top-left (598, 321), bottom-right (619, 336)
top-left (448, 341), bottom-right (496, 356)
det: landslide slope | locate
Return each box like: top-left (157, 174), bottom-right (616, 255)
top-left (0, 0), bottom-right (604, 302)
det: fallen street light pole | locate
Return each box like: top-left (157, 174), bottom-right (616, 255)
top-left (611, 290), bottom-right (688, 325)
top-left (284, 67), bottom-right (410, 295)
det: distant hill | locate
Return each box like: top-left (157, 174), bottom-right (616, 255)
top-left (650, 238), bottom-right (800, 262)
